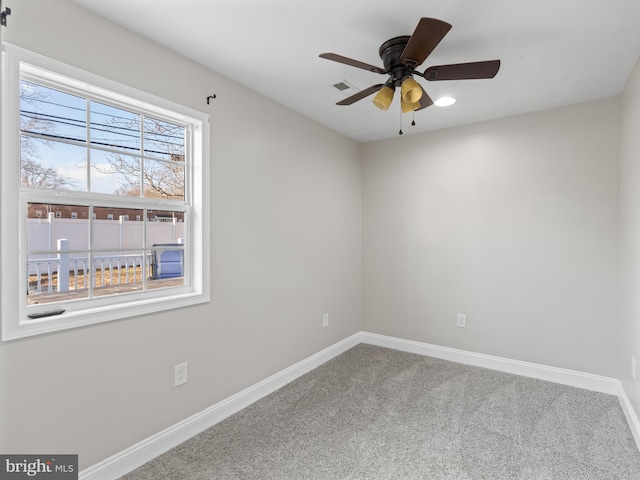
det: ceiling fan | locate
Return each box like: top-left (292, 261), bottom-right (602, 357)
top-left (319, 17), bottom-right (500, 114)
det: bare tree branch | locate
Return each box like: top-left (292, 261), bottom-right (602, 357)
top-left (93, 117), bottom-right (185, 199)
top-left (21, 157), bottom-right (75, 189)
top-left (20, 81), bottom-right (76, 189)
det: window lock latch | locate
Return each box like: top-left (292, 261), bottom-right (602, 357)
top-left (28, 309), bottom-right (66, 319)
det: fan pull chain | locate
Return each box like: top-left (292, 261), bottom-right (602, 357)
top-left (411, 110), bottom-right (416, 126)
top-left (399, 112), bottom-right (403, 135)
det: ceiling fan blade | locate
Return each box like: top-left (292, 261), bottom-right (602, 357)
top-left (336, 84), bottom-right (384, 105)
top-left (319, 53), bottom-right (387, 74)
top-left (415, 85), bottom-right (433, 111)
top-left (400, 17), bottom-right (452, 67)
top-left (424, 60), bottom-right (501, 81)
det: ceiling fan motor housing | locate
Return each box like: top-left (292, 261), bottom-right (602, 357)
top-left (379, 36), bottom-right (415, 86)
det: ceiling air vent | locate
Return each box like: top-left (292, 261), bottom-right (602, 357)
top-left (330, 79), bottom-right (356, 94)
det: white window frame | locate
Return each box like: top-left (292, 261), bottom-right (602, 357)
top-left (1, 43), bottom-right (210, 341)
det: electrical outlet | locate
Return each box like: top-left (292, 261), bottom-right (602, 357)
top-left (323, 313), bottom-right (329, 328)
top-left (174, 362), bottom-right (188, 387)
top-left (457, 313), bottom-right (467, 328)
top-left (633, 357), bottom-right (637, 381)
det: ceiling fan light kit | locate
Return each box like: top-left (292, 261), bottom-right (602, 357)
top-left (319, 17), bottom-right (500, 129)
top-left (400, 77), bottom-right (423, 105)
top-left (372, 85), bottom-right (395, 111)
top-left (401, 96), bottom-right (420, 113)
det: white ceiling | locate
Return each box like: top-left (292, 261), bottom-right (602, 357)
top-left (73, 0), bottom-right (640, 143)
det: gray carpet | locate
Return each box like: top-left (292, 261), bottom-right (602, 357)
top-left (121, 344), bottom-right (640, 479)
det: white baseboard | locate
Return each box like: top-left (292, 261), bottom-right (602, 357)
top-left (618, 383), bottom-right (640, 449)
top-left (79, 333), bottom-right (361, 480)
top-left (360, 332), bottom-right (621, 395)
top-left (81, 331), bottom-right (640, 479)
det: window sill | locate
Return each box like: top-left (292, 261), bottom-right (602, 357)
top-left (2, 289), bottom-right (210, 342)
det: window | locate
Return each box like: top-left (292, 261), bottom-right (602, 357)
top-left (1, 44), bottom-right (210, 341)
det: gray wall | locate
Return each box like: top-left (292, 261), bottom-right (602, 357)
top-left (620, 58), bottom-right (640, 418)
top-left (0, 0), bottom-right (362, 468)
top-left (362, 98), bottom-right (620, 376)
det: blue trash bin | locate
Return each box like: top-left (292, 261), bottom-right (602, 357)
top-left (151, 243), bottom-right (184, 279)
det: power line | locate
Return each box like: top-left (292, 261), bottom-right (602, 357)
top-left (20, 109), bottom-right (185, 142)
top-left (20, 112), bottom-right (185, 152)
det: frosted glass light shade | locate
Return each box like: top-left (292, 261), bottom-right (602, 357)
top-left (401, 77), bottom-right (423, 105)
top-left (372, 85), bottom-right (395, 111)
top-left (401, 96), bottom-right (419, 113)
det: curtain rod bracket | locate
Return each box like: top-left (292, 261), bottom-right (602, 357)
top-left (206, 94), bottom-right (217, 105)
top-left (1, 1), bottom-right (11, 26)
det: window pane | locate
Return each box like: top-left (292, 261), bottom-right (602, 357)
top-left (20, 80), bottom-right (86, 142)
top-left (93, 207), bottom-right (144, 250)
top-left (27, 252), bottom-right (90, 305)
top-left (148, 244), bottom-right (186, 290)
top-left (145, 210), bottom-right (186, 248)
top-left (27, 202), bottom-right (91, 305)
top-left (21, 137), bottom-right (87, 191)
top-left (147, 209), bottom-right (187, 289)
top-left (90, 101), bottom-right (140, 154)
top-left (90, 149), bottom-right (141, 195)
top-left (92, 250), bottom-right (148, 298)
top-left (143, 159), bottom-right (185, 200)
top-left (27, 203), bottom-right (89, 252)
top-left (143, 117), bottom-right (185, 161)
